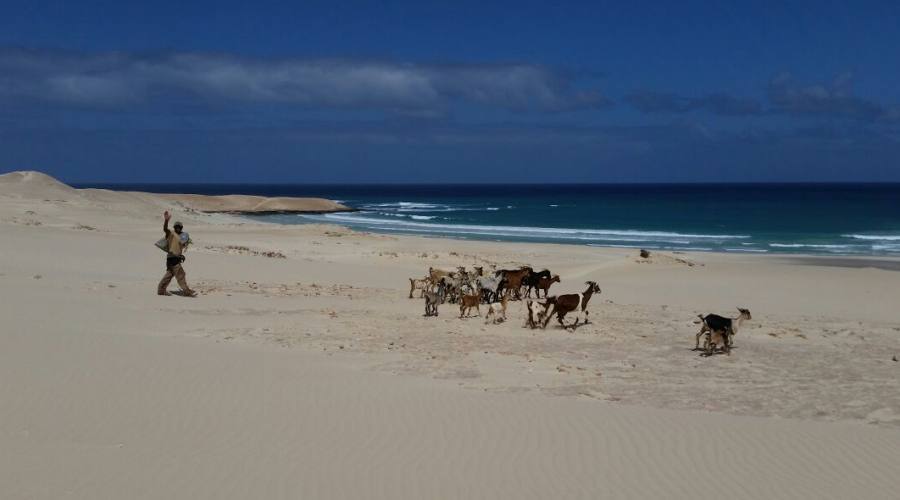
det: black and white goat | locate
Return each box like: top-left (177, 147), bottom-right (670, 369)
top-left (524, 299), bottom-right (552, 329)
top-left (696, 307), bottom-right (752, 355)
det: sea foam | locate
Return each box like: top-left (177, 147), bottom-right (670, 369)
top-left (308, 213), bottom-right (750, 243)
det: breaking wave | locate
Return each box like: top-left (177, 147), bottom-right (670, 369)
top-left (769, 243), bottom-right (854, 249)
top-left (301, 213), bottom-right (750, 246)
top-left (843, 234), bottom-right (900, 241)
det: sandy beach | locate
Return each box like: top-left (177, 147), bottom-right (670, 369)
top-left (2, 171), bottom-right (900, 499)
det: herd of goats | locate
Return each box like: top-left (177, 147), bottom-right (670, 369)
top-left (409, 265), bottom-right (752, 356)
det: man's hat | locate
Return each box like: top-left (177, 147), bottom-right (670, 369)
top-left (173, 221), bottom-right (183, 228)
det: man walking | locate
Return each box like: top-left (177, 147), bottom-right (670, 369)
top-left (158, 210), bottom-right (196, 297)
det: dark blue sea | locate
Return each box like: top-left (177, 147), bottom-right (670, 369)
top-left (78, 183), bottom-right (900, 256)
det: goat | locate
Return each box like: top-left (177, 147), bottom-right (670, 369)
top-left (496, 266), bottom-right (533, 300)
top-left (441, 273), bottom-right (477, 304)
top-left (530, 274), bottom-right (559, 299)
top-left (542, 281), bottom-right (601, 330)
top-left (475, 276), bottom-right (503, 304)
top-left (423, 282), bottom-right (447, 317)
top-left (523, 269), bottom-right (552, 298)
top-left (484, 295), bottom-right (509, 324)
top-left (697, 308), bottom-right (752, 355)
top-left (493, 267), bottom-right (518, 278)
top-left (428, 267), bottom-right (453, 282)
top-left (438, 276), bottom-right (459, 304)
top-left (524, 299), bottom-right (551, 329)
top-left (458, 290), bottom-right (482, 318)
top-left (408, 277), bottom-right (432, 299)
top-left (705, 329), bottom-right (731, 356)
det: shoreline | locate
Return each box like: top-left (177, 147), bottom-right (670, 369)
top-left (247, 213), bottom-right (900, 263)
top-left (779, 255), bottom-right (900, 271)
top-left (247, 216), bottom-right (900, 259)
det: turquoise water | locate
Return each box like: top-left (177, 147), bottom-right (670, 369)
top-left (81, 183), bottom-right (900, 255)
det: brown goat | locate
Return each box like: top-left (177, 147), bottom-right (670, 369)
top-left (531, 274), bottom-right (560, 298)
top-left (497, 266), bottom-right (533, 300)
top-left (428, 267), bottom-right (453, 282)
top-left (459, 290), bottom-right (482, 318)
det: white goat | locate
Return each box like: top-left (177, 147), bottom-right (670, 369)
top-left (484, 296), bottom-right (509, 324)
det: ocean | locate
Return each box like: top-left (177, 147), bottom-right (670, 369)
top-left (78, 183), bottom-right (900, 256)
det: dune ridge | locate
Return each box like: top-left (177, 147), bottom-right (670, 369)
top-left (0, 170), bottom-right (352, 214)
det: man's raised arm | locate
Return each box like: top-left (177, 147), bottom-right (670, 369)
top-left (163, 211), bottom-right (172, 236)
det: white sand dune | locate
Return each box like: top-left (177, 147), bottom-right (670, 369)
top-left (0, 170), bottom-right (80, 200)
top-left (2, 171), bottom-right (899, 499)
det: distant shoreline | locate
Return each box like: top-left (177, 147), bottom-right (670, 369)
top-left (152, 192), bottom-right (355, 215)
top-left (781, 256), bottom-right (900, 272)
top-left (67, 178), bottom-right (900, 258)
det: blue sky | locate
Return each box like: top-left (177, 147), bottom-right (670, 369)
top-left (2, 1), bottom-right (899, 183)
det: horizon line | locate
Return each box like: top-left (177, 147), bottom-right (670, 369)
top-left (70, 180), bottom-right (900, 187)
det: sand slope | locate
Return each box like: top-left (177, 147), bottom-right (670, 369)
top-left (3, 329), bottom-right (899, 500)
top-left (2, 170), bottom-right (899, 499)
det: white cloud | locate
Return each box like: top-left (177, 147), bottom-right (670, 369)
top-left (0, 48), bottom-right (608, 112)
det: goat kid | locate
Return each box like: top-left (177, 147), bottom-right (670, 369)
top-left (459, 290), bottom-right (482, 318)
top-left (484, 295), bottom-right (509, 324)
top-left (423, 284), bottom-right (447, 317)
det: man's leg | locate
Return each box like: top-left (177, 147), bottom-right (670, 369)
top-left (173, 264), bottom-right (196, 296)
top-left (158, 267), bottom-right (174, 295)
